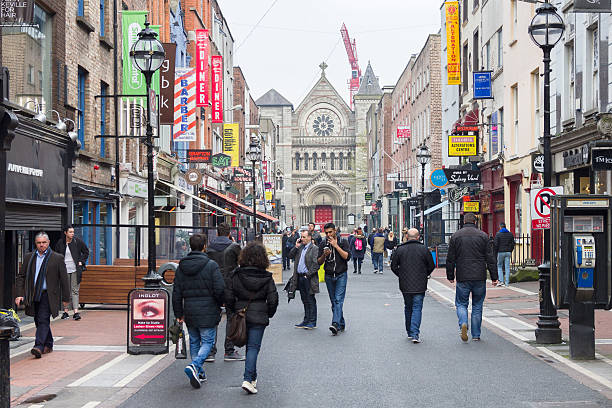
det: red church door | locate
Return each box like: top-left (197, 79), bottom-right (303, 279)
top-left (315, 205), bottom-right (333, 229)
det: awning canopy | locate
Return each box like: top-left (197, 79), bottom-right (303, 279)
top-left (157, 179), bottom-right (234, 216)
top-left (416, 200), bottom-right (450, 217)
top-left (462, 108), bottom-right (479, 126)
top-left (203, 189), bottom-right (278, 222)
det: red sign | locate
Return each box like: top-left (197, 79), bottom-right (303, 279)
top-left (263, 160), bottom-right (269, 183)
top-left (129, 289), bottom-right (168, 347)
top-left (397, 126), bottom-right (411, 139)
top-left (195, 30), bottom-right (209, 107)
top-left (455, 126), bottom-right (479, 132)
top-left (211, 55), bottom-right (223, 123)
top-left (187, 149), bottom-right (212, 163)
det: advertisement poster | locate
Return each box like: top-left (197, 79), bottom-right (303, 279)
top-left (448, 135), bottom-right (477, 156)
top-left (211, 55), bottom-right (223, 123)
top-left (173, 68), bottom-right (196, 142)
top-left (463, 201), bottom-right (480, 213)
top-left (222, 123), bottom-right (239, 167)
top-left (122, 12), bottom-right (160, 96)
top-left (263, 234), bottom-right (283, 284)
top-left (160, 43), bottom-right (176, 124)
top-left (195, 29), bottom-right (209, 107)
top-left (445, 1), bottom-right (460, 85)
top-left (129, 289), bottom-right (168, 347)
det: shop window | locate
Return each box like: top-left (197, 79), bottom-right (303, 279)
top-left (595, 171), bottom-right (611, 194)
top-left (560, 172), bottom-right (574, 195)
top-left (579, 177), bottom-right (591, 194)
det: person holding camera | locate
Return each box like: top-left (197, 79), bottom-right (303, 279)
top-left (288, 230), bottom-right (320, 329)
top-left (318, 222), bottom-right (351, 336)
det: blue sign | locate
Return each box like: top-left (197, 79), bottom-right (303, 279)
top-left (430, 169), bottom-right (449, 188)
top-left (473, 71), bottom-right (493, 99)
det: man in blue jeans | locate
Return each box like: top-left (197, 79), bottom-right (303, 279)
top-left (446, 213), bottom-right (498, 342)
top-left (318, 222), bottom-right (351, 335)
top-left (493, 222), bottom-right (515, 287)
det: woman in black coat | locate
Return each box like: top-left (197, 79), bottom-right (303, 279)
top-left (225, 242), bottom-right (279, 395)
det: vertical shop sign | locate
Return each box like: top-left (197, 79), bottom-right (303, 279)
top-left (211, 55), bottom-right (223, 123)
top-left (173, 68), bottom-right (196, 142)
top-left (222, 123), bottom-right (239, 167)
top-left (122, 12), bottom-right (160, 96)
top-left (195, 29), bottom-right (209, 107)
top-left (491, 111), bottom-right (498, 155)
top-left (445, 1), bottom-right (460, 85)
top-left (159, 43), bottom-right (176, 124)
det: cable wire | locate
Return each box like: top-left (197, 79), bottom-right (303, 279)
top-left (235, 0), bottom-right (280, 52)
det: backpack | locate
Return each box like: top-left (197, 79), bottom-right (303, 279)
top-left (355, 238), bottom-right (363, 251)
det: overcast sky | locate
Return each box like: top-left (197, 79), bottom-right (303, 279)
top-left (217, 0), bottom-right (442, 107)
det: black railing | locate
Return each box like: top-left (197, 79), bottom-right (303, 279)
top-left (510, 233), bottom-right (540, 272)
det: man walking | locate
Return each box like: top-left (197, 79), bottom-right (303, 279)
top-left (173, 233), bottom-right (225, 388)
top-left (15, 232), bottom-right (70, 358)
top-left (371, 228), bottom-right (385, 274)
top-left (281, 229), bottom-right (291, 271)
top-left (54, 224), bottom-right (89, 321)
top-left (308, 222), bottom-right (322, 245)
top-left (391, 229), bottom-right (435, 343)
top-left (493, 222), bottom-right (515, 287)
top-left (446, 213), bottom-right (498, 342)
top-left (318, 223), bottom-right (350, 335)
top-left (206, 222), bottom-right (243, 362)
top-left (288, 230), bottom-right (320, 329)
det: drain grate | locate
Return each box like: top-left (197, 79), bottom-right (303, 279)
top-left (23, 393), bottom-right (57, 403)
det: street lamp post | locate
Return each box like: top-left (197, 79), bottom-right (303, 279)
top-left (130, 21), bottom-right (166, 287)
top-left (246, 140), bottom-right (261, 237)
top-left (416, 144), bottom-right (431, 246)
top-left (528, 2), bottom-right (564, 344)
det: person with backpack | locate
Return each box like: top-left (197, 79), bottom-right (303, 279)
top-left (372, 228), bottom-right (386, 274)
top-left (206, 223), bottom-right (243, 362)
top-left (351, 227), bottom-right (367, 274)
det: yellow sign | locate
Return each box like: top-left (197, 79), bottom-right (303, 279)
top-left (265, 191), bottom-right (273, 201)
top-left (463, 201), bottom-right (480, 213)
top-left (445, 1), bottom-right (461, 85)
top-left (449, 135), bottom-right (477, 156)
top-left (222, 123), bottom-right (239, 167)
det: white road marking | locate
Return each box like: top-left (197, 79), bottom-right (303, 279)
top-left (68, 353), bottom-right (130, 387)
top-left (80, 402), bottom-right (101, 408)
top-left (509, 317), bottom-right (537, 329)
top-left (10, 337), bottom-right (63, 358)
top-left (595, 353), bottom-right (612, 367)
top-left (28, 405), bottom-right (45, 408)
top-left (112, 345), bottom-right (174, 388)
top-left (537, 347), bottom-right (612, 390)
top-left (506, 286), bottom-right (538, 296)
top-left (595, 339), bottom-right (612, 345)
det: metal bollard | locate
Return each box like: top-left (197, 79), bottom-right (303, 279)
top-left (0, 326), bottom-right (13, 408)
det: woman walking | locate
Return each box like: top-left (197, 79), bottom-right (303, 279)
top-left (225, 242), bottom-right (279, 395)
top-left (384, 231), bottom-right (398, 266)
top-left (351, 227), bottom-right (367, 274)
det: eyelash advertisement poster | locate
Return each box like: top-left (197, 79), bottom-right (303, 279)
top-left (128, 288), bottom-right (169, 353)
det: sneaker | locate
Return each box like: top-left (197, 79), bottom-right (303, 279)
top-left (242, 380), bottom-right (258, 394)
top-left (198, 372), bottom-right (207, 382)
top-left (184, 364), bottom-right (201, 389)
top-left (303, 324), bottom-right (316, 330)
top-left (460, 323), bottom-right (468, 342)
top-left (329, 323), bottom-right (338, 336)
top-left (472, 337), bottom-right (481, 341)
top-left (224, 351), bottom-right (245, 361)
top-left (73, 312), bottom-right (81, 321)
top-left (61, 312), bottom-right (69, 320)
top-left (373, 270), bottom-right (378, 274)
top-left (338, 326), bottom-right (345, 333)
top-left (379, 270), bottom-right (383, 275)
top-left (407, 335), bottom-right (413, 340)
top-left (412, 337), bottom-right (422, 344)
top-left (251, 379), bottom-right (257, 387)
top-left (204, 354), bottom-right (215, 363)
top-left (294, 322), bottom-right (306, 329)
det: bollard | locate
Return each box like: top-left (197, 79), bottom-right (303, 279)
top-left (0, 326), bottom-right (13, 408)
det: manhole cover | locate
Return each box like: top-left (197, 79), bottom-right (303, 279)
top-left (23, 394), bottom-right (57, 403)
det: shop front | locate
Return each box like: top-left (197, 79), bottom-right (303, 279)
top-left (479, 159), bottom-right (504, 237)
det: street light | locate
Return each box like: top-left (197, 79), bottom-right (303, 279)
top-left (130, 20), bottom-right (166, 287)
top-left (528, 1), bottom-right (564, 344)
top-left (246, 140), bottom-right (262, 237)
top-left (416, 144), bottom-right (431, 245)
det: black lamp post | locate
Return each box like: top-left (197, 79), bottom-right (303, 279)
top-left (528, 2), bottom-right (564, 344)
top-left (130, 21), bottom-right (166, 287)
top-left (246, 140), bottom-right (261, 237)
top-left (416, 144), bottom-right (431, 246)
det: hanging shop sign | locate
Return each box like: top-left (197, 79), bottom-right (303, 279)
top-left (445, 1), bottom-right (460, 85)
top-left (573, 0), bottom-right (611, 13)
top-left (397, 126), bottom-right (411, 139)
top-left (128, 288), bottom-right (169, 355)
top-left (222, 123), bottom-right (240, 167)
top-left (0, 0), bottom-right (34, 24)
top-left (365, 192), bottom-right (373, 205)
top-left (211, 153), bottom-right (231, 168)
top-left (173, 68), bottom-right (196, 142)
top-left (122, 12), bottom-right (160, 96)
top-left (430, 168), bottom-right (449, 188)
top-left (591, 148), bottom-right (612, 171)
top-left (211, 55), bottom-right (223, 123)
top-left (159, 43), bottom-right (176, 124)
top-left (448, 135), bottom-right (477, 156)
top-left (186, 150), bottom-right (211, 163)
top-left (395, 180), bottom-right (409, 190)
top-left (491, 111), bottom-right (499, 154)
top-left (195, 29), bottom-right (209, 107)
top-left (443, 169), bottom-right (481, 184)
top-left (532, 153), bottom-right (545, 174)
top-left (473, 71), bottom-right (493, 99)
top-left (183, 169), bottom-right (202, 186)
top-left (463, 201), bottom-right (480, 213)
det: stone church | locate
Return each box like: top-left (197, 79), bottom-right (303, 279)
top-left (257, 62), bottom-right (382, 231)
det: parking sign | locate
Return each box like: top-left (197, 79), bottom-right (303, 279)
top-left (530, 186), bottom-right (563, 229)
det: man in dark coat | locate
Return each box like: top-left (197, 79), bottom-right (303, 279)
top-left (54, 224), bottom-right (89, 320)
top-left (493, 222), bottom-right (515, 287)
top-left (391, 228), bottom-right (435, 343)
top-left (281, 230), bottom-right (290, 271)
top-left (15, 232), bottom-right (70, 358)
top-left (446, 213), bottom-right (498, 342)
top-left (206, 222), bottom-right (242, 362)
top-left (288, 230), bottom-right (320, 329)
top-left (173, 233), bottom-right (225, 388)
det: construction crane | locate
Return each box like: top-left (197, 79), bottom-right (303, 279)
top-left (340, 23), bottom-right (361, 110)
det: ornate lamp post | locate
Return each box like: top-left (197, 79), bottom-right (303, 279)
top-left (416, 144), bottom-right (431, 245)
top-left (246, 139), bottom-right (262, 237)
top-left (528, 2), bottom-right (564, 344)
top-left (130, 21), bottom-right (166, 287)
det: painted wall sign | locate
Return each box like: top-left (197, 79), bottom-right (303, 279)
top-left (173, 68), bottom-right (196, 142)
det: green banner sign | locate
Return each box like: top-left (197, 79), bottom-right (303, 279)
top-left (122, 12), bottom-right (160, 96)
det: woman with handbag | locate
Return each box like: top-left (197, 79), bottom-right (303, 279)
top-left (225, 242), bottom-right (279, 395)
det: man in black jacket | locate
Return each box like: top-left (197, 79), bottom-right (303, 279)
top-left (391, 228), bottom-right (435, 343)
top-left (206, 222), bottom-right (243, 362)
top-left (173, 233), bottom-right (225, 389)
top-left (288, 230), bottom-right (320, 329)
top-left (493, 222), bottom-right (515, 287)
top-left (54, 225), bottom-right (89, 320)
top-left (447, 213), bottom-right (498, 342)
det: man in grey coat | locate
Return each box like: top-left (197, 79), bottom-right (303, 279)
top-left (288, 230), bottom-right (320, 329)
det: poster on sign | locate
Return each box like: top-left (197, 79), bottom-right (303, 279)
top-left (195, 30), bottom-right (209, 107)
top-left (127, 288), bottom-right (169, 355)
top-left (173, 68), bottom-right (196, 142)
top-left (530, 186), bottom-right (563, 229)
top-left (397, 126), bottom-right (411, 139)
top-left (262, 235), bottom-right (283, 284)
top-left (211, 56), bottom-right (223, 123)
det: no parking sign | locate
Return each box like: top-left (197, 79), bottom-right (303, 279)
top-left (530, 186), bottom-right (563, 229)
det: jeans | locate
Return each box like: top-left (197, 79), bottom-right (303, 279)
top-left (455, 281), bottom-right (486, 338)
top-left (325, 272), bottom-right (347, 329)
top-left (352, 257), bottom-right (363, 272)
top-left (372, 252), bottom-right (384, 272)
top-left (211, 309), bottom-right (236, 356)
top-left (497, 252), bottom-right (511, 285)
top-left (244, 324), bottom-right (266, 382)
top-left (34, 291), bottom-right (53, 351)
top-left (187, 326), bottom-right (216, 375)
top-left (298, 275), bottom-right (317, 325)
top-left (403, 293), bottom-right (425, 338)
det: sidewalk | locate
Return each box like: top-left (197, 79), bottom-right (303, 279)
top-left (9, 307), bottom-right (176, 407)
top-left (427, 268), bottom-right (612, 396)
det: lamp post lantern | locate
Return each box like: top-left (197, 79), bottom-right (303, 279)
top-left (416, 144), bottom-right (431, 246)
top-left (528, 1), bottom-right (564, 344)
top-left (130, 21), bottom-right (166, 287)
top-left (246, 140), bottom-right (262, 237)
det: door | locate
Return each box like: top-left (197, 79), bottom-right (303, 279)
top-left (315, 205), bottom-right (333, 229)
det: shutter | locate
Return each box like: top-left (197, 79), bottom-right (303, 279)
top-left (5, 204), bottom-right (63, 231)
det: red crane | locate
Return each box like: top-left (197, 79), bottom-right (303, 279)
top-left (340, 23), bottom-right (361, 110)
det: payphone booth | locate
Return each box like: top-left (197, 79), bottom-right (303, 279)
top-left (550, 195), bottom-right (612, 359)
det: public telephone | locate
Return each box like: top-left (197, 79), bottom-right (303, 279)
top-left (572, 234), bottom-right (595, 301)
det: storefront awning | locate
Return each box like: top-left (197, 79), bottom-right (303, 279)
top-left (462, 108), bottom-right (479, 126)
top-left (157, 180), bottom-right (234, 216)
top-left (203, 189), bottom-right (278, 222)
top-left (416, 200), bottom-right (450, 217)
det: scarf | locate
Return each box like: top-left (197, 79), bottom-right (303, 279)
top-left (24, 249), bottom-right (52, 305)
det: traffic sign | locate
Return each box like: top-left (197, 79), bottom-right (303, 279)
top-left (530, 186), bottom-right (563, 229)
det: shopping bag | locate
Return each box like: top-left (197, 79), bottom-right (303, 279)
top-left (318, 264), bottom-right (325, 283)
top-left (175, 323), bottom-right (187, 359)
